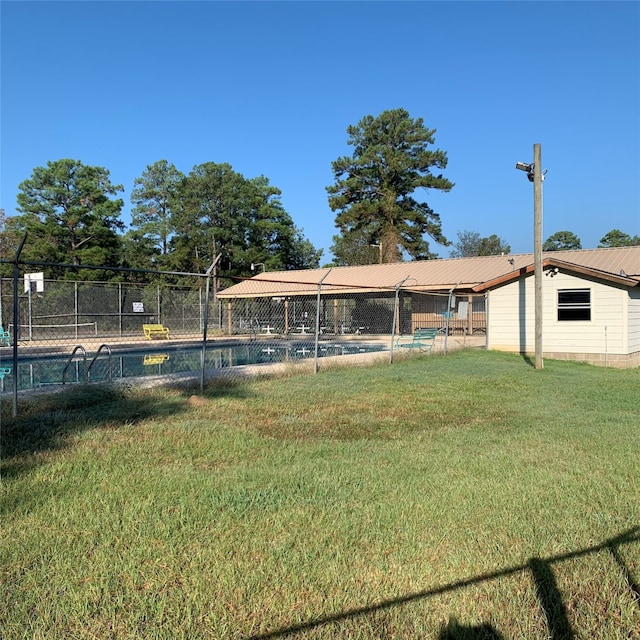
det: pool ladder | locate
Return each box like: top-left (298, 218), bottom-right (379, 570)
top-left (62, 344), bottom-right (113, 385)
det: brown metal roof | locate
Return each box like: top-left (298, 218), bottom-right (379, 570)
top-left (218, 246), bottom-right (640, 299)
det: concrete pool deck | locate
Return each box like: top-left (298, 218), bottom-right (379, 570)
top-left (0, 332), bottom-right (486, 396)
top-left (1, 330), bottom-right (485, 357)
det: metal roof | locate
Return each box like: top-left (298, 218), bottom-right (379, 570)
top-left (218, 246), bottom-right (640, 299)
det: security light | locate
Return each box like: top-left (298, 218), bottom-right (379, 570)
top-left (516, 161), bottom-right (535, 182)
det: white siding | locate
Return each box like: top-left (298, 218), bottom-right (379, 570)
top-left (487, 272), bottom-right (630, 355)
top-left (487, 276), bottom-right (535, 352)
top-left (629, 288), bottom-right (640, 352)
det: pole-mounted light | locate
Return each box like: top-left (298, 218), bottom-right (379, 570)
top-left (516, 161), bottom-right (547, 183)
top-left (515, 161), bottom-right (534, 182)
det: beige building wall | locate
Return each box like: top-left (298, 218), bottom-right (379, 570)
top-left (487, 272), bottom-right (638, 366)
top-left (628, 288), bottom-right (640, 353)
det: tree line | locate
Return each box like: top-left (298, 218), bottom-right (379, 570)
top-left (1, 108), bottom-right (636, 282)
top-left (447, 228), bottom-right (639, 259)
top-left (0, 159), bottom-right (322, 284)
top-left (0, 108), bottom-right (458, 281)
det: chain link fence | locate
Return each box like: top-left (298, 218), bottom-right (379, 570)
top-left (1, 278), bottom-right (209, 342)
top-left (0, 263), bottom-right (486, 416)
top-left (219, 286), bottom-right (486, 338)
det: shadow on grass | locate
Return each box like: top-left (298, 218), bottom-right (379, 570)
top-left (521, 354), bottom-right (536, 368)
top-left (438, 620), bottom-right (504, 639)
top-left (247, 527), bottom-right (639, 639)
top-left (1, 380), bottom-right (253, 479)
top-left (529, 558), bottom-right (573, 639)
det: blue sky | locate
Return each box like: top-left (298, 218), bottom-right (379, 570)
top-left (1, 1), bottom-right (639, 263)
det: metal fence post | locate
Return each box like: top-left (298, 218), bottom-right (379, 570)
top-left (389, 276), bottom-right (411, 364)
top-left (314, 269), bottom-right (331, 374)
top-left (11, 234), bottom-right (27, 417)
top-left (444, 281), bottom-right (461, 356)
top-left (74, 281), bottom-right (79, 340)
top-left (200, 256), bottom-right (221, 392)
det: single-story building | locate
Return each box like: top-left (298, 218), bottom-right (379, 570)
top-left (218, 246), bottom-right (640, 368)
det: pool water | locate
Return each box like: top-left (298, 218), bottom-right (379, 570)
top-left (0, 340), bottom-right (387, 391)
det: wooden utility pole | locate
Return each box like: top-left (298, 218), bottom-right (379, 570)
top-left (533, 143), bottom-right (543, 369)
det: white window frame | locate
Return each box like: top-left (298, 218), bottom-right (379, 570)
top-left (557, 288), bottom-right (591, 321)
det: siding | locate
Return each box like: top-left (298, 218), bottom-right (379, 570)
top-left (487, 272), bottom-right (629, 355)
top-left (487, 277), bottom-right (534, 352)
top-left (629, 288), bottom-right (640, 352)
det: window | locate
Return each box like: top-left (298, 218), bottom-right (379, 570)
top-left (557, 289), bottom-right (591, 321)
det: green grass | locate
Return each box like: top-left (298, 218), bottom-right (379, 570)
top-left (1, 350), bottom-right (639, 639)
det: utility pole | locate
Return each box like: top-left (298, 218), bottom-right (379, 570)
top-left (533, 143), bottom-right (543, 369)
top-left (516, 144), bottom-right (544, 369)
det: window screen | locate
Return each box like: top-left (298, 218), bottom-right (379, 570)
top-left (557, 289), bottom-right (591, 321)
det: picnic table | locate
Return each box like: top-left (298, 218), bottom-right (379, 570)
top-left (293, 324), bottom-right (311, 335)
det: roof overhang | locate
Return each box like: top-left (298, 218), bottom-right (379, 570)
top-left (218, 277), bottom-right (482, 300)
top-left (473, 258), bottom-right (640, 292)
top-left (217, 248), bottom-right (640, 300)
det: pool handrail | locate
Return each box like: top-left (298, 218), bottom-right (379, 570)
top-left (62, 345), bottom-right (88, 385)
top-left (87, 344), bottom-right (112, 382)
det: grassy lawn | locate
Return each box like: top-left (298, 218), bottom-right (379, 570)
top-left (1, 350), bottom-right (639, 639)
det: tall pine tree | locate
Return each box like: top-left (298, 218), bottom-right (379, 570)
top-left (327, 108), bottom-right (453, 263)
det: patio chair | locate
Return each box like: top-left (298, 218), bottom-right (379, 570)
top-left (395, 328), bottom-right (438, 353)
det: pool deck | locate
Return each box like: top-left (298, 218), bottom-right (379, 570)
top-left (0, 332), bottom-right (485, 396)
top-left (0, 330), bottom-right (484, 358)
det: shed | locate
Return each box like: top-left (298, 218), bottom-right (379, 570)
top-left (474, 247), bottom-right (640, 368)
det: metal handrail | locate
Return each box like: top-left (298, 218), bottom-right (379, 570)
top-left (62, 345), bottom-right (87, 385)
top-left (87, 344), bottom-right (112, 382)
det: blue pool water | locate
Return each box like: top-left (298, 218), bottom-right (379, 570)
top-left (0, 340), bottom-right (387, 392)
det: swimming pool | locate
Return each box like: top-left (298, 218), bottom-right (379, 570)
top-left (0, 340), bottom-right (387, 392)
